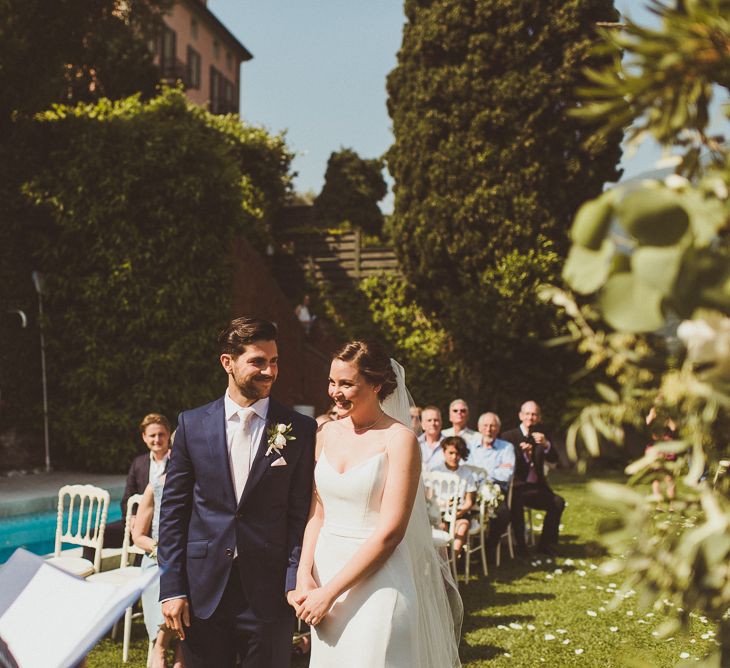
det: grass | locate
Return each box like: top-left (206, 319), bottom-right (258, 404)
top-left (87, 472), bottom-right (718, 667)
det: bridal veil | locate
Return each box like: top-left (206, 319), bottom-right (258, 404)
top-left (381, 359), bottom-right (463, 668)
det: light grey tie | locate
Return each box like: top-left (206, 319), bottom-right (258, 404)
top-left (230, 408), bottom-right (255, 502)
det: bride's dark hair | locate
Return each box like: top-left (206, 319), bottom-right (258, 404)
top-left (333, 340), bottom-right (397, 401)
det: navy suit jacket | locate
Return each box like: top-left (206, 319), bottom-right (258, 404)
top-left (158, 396), bottom-right (316, 621)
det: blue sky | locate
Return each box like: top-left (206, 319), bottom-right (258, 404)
top-left (209, 0), bottom-right (728, 207)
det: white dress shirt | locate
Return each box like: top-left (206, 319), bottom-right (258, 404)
top-left (149, 450), bottom-right (170, 485)
top-left (224, 391), bottom-right (269, 469)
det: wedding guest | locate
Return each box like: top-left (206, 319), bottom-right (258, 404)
top-left (502, 401), bottom-right (564, 556)
top-left (410, 405), bottom-right (423, 436)
top-left (442, 399), bottom-right (480, 449)
top-left (133, 474), bottom-right (185, 668)
top-left (645, 406), bottom-right (678, 504)
top-left (295, 294), bottom-right (315, 335)
top-left (84, 413), bottom-right (172, 561)
top-left (431, 436), bottom-right (477, 556)
top-left (418, 405), bottom-right (446, 470)
top-left (470, 412), bottom-right (514, 559)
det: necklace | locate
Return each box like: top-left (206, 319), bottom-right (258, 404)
top-left (352, 411), bottom-right (384, 433)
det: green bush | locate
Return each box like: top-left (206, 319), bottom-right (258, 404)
top-left (3, 89), bottom-right (292, 471)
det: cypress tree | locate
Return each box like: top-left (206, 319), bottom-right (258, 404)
top-left (386, 0), bottom-right (622, 415)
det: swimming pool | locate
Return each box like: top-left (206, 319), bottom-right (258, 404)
top-left (0, 505), bottom-right (123, 563)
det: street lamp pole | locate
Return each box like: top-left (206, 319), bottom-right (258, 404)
top-left (31, 271), bottom-right (50, 472)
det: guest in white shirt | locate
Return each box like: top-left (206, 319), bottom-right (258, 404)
top-left (441, 398), bottom-right (480, 449)
top-left (417, 405), bottom-right (446, 470)
top-left (431, 436), bottom-right (477, 556)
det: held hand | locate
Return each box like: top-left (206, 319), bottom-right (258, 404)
top-left (287, 573), bottom-right (317, 614)
top-left (532, 432), bottom-right (547, 447)
top-left (162, 598), bottom-right (190, 640)
top-left (519, 441), bottom-right (533, 456)
top-left (298, 586), bottom-right (336, 626)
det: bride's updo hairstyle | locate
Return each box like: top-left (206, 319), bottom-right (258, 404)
top-left (334, 340), bottom-right (397, 401)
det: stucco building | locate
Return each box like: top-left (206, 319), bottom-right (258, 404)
top-left (158, 0), bottom-right (252, 114)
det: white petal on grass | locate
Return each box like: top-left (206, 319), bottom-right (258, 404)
top-left (557, 629), bottom-right (568, 634)
top-left (545, 574), bottom-right (554, 580)
top-left (527, 624), bottom-right (536, 631)
top-left (497, 625), bottom-right (508, 630)
top-left (586, 610), bottom-right (597, 617)
top-left (590, 564), bottom-right (598, 570)
top-left (575, 649), bottom-right (584, 655)
top-left (627, 611), bottom-right (634, 616)
top-left (562, 639), bottom-right (571, 645)
top-left (554, 568), bottom-right (563, 575)
top-left (680, 652), bottom-right (690, 659)
top-left (544, 634), bottom-right (556, 641)
top-left (577, 570), bottom-right (586, 577)
top-left (564, 558), bottom-right (574, 566)
top-left (610, 627), bottom-right (619, 632)
top-left (509, 623), bottom-right (523, 630)
top-left (580, 585), bottom-right (587, 590)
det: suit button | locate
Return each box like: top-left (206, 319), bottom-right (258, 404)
top-left (225, 548), bottom-right (234, 558)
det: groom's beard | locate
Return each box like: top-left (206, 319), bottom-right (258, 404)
top-left (236, 374), bottom-right (276, 401)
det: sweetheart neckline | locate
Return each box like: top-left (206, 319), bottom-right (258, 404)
top-left (319, 449), bottom-right (386, 476)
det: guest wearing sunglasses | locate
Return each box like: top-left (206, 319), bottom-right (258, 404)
top-left (442, 399), bottom-right (480, 450)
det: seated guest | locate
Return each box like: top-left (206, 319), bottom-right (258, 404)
top-left (470, 412), bottom-right (515, 559)
top-left (418, 405), bottom-right (446, 470)
top-left (133, 475), bottom-right (184, 668)
top-left (442, 399), bottom-right (480, 449)
top-left (431, 436), bottom-right (477, 557)
top-left (84, 413), bottom-right (172, 561)
top-left (410, 405), bottom-right (423, 436)
top-left (501, 401), bottom-right (564, 556)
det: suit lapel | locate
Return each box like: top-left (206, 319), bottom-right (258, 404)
top-left (204, 397), bottom-right (237, 509)
top-left (238, 398), bottom-right (283, 507)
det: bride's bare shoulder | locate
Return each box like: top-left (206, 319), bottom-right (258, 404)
top-left (384, 421), bottom-right (418, 451)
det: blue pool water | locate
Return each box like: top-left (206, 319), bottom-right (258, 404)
top-left (0, 505), bottom-right (122, 563)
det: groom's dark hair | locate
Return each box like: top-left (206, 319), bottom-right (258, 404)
top-left (218, 317), bottom-right (278, 358)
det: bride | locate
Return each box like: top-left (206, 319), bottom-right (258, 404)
top-left (289, 340), bottom-right (462, 667)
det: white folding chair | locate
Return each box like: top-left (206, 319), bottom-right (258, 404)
top-left (47, 484), bottom-right (110, 577)
top-left (422, 471), bottom-right (463, 582)
top-left (713, 460), bottom-right (730, 487)
top-left (496, 477), bottom-right (515, 567)
top-left (461, 464), bottom-right (489, 578)
top-left (87, 494), bottom-right (153, 665)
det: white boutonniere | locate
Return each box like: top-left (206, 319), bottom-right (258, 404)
top-left (266, 422), bottom-right (296, 456)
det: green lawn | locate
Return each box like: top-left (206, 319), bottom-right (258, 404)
top-left (88, 472), bottom-right (718, 667)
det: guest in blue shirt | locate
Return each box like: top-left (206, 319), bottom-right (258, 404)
top-left (418, 405), bottom-right (446, 470)
top-left (470, 412), bottom-right (515, 561)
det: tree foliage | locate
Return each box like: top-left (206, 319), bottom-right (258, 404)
top-left (0, 89), bottom-right (292, 471)
top-left (550, 1), bottom-right (730, 663)
top-left (0, 0), bottom-right (169, 130)
top-left (313, 148), bottom-right (387, 236)
top-left (386, 0), bottom-right (622, 419)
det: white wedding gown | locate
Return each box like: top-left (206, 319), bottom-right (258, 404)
top-left (310, 449), bottom-right (419, 667)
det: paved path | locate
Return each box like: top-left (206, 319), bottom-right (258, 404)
top-left (0, 471), bottom-right (126, 517)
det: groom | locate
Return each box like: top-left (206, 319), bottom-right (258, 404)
top-left (158, 317), bottom-right (317, 667)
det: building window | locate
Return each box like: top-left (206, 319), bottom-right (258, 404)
top-left (159, 26), bottom-right (177, 77)
top-left (225, 51), bottom-right (233, 72)
top-left (190, 17), bottom-right (198, 40)
top-left (187, 46), bottom-right (201, 89)
top-left (224, 79), bottom-right (236, 112)
top-left (213, 40), bottom-right (220, 60)
top-left (210, 66), bottom-right (221, 113)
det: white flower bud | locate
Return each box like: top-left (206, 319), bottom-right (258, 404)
top-left (274, 433), bottom-right (287, 447)
top-left (277, 423), bottom-right (287, 433)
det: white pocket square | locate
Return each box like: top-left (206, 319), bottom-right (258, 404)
top-left (271, 458), bottom-right (288, 467)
